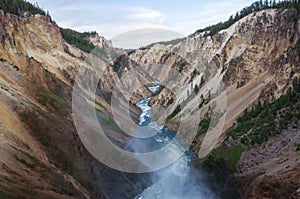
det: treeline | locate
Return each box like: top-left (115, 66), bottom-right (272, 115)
top-left (0, 0), bottom-right (50, 17)
top-left (227, 76), bottom-right (300, 146)
top-left (139, 38), bottom-right (186, 50)
top-left (60, 28), bottom-right (97, 53)
top-left (195, 0), bottom-right (300, 37)
top-left (166, 105), bottom-right (181, 121)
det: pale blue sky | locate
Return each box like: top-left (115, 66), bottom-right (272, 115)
top-left (28, 0), bottom-right (254, 48)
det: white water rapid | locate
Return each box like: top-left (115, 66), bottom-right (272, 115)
top-left (131, 83), bottom-right (217, 199)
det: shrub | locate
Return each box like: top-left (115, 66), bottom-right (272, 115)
top-left (166, 105), bottom-right (181, 120)
top-left (227, 76), bottom-right (300, 146)
top-left (60, 28), bottom-right (96, 53)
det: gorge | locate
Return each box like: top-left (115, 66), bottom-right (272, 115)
top-left (0, 0), bottom-right (300, 199)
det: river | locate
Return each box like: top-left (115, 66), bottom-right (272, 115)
top-left (131, 83), bottom-right (217, 199)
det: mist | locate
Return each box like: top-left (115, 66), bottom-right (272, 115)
top-left (126, 95), bottom-right (218, 199)
top-left (135, 154), bottom-right (218, 199)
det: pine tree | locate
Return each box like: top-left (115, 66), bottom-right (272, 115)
top-left (194, 85), bottom-right (199, 95)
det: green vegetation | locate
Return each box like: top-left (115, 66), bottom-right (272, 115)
top-left (197, 77), bottom-right (300, 177)
top-left (11, 145), bottom-right (44, 168)
top-left (189, 69), bottom-right (200, 83)
top-left (197, 113), bottom-right (211, 136)
top-left (140, 37), bottom-right (186, 50)
top-left (111, 54), bottom-right (127, 74)
top-left (46, 92), bottom-right (65, 106)
top-left (61, 28), bottom-right (119, 59)
top-left (195, 0), bottom-right (300, 37)
top-left (166, 104), bottom-right (181, 121)
top-left (194, 84), bottom-right (199, 95)
top-left (197, 144), bottom-right (244, 170)
top-left (0, 0), bottom-right (50, 18)
top-left (94, 107), bottom-right (127, 136)
top-left (36, 87), bottom-right (67, 110)
top-left (227, 76), bottom-right (300, 146)
top-left (226, 145), bottom-right (244, 169)
top-left (197, 109), bottom-right (225, 137)
top-left (0, 177), bottom-right (17, 185)
top-left (167, 98), bottom-right (174, 106)
top-left (296, 143), bottom-right (300, 151)
top-left (60, 28), bottom-right (96, 53)
top-left (95, 100), bottom-right (105, 109)
top-left (14, 155), bottom-right (37, 169)
top-left (198, 94), bottom-right (206, 110)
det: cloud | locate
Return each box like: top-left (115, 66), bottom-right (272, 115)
top-left (27, 0), bottom-right (255, 47)
top-left (126, 7), bottom-right (166, 23)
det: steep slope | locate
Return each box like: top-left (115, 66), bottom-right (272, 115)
top-left (0, 10), bottom-right (148, 199)
top-left (124, 8), bottom-right (300, 198)
top-left (128, 8), bottom-right (299, 155)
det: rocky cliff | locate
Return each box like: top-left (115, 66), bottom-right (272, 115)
top-left (0, 4), bottom-right (299, 199)
top-left (123, 8), bottom-right (300, 199)
top-left (127, 8), bottom-right (299, 153)
top-left (0, 11), bottom-right (148, 198)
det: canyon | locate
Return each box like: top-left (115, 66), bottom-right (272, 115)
top-left (0, 2), bottom-right (299, 199)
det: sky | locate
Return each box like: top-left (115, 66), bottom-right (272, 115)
top-left (27, 0), bottom-right (254, 48)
